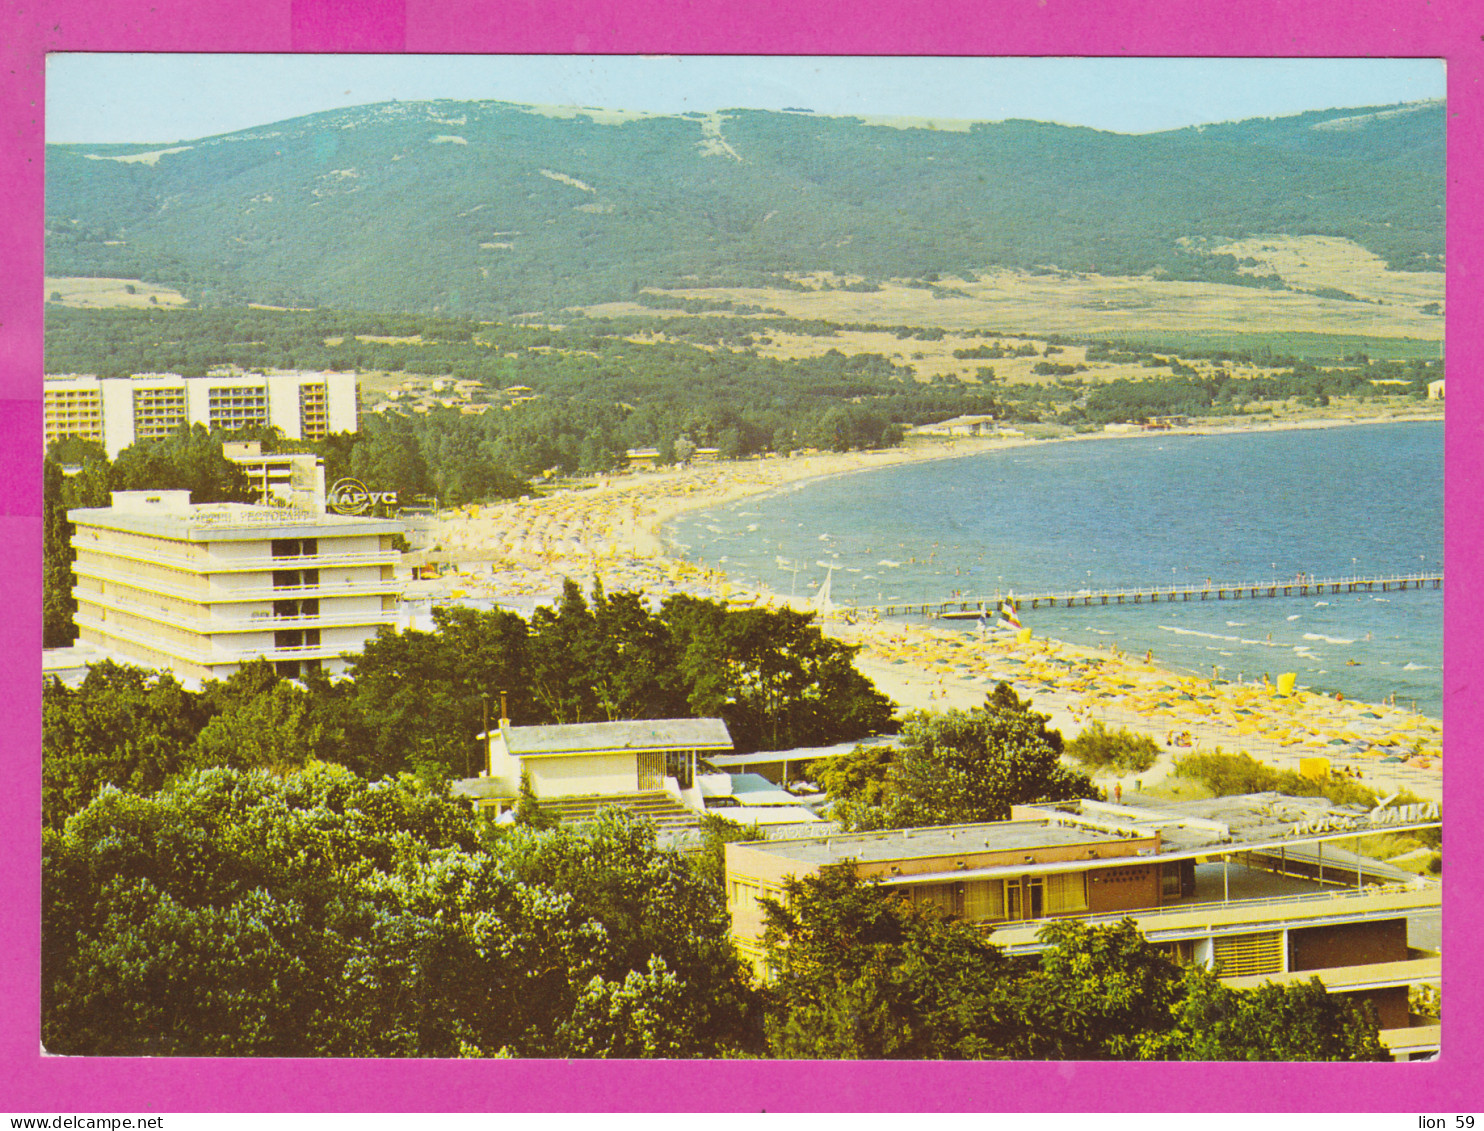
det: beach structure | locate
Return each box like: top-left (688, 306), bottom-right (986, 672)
top-left (67, 490), bottom-right (404, 684)
top-left (43, 370), bottom-right (359, 458)
top-left (913, 414), bottom-right (998, 437)
top-left (854, 572), bottom-right (1444, 621)
top-left (452, 715), bottom-right (737, 828)
top-left (725, 793), bottom-right (1441, 1058)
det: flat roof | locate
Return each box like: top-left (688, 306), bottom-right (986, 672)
top-left (499, 718), bottom-right (733, 757)
top-left (747, 792), bottom-right (1439, 871)
top-left (748, 819), bottom-right (1133, 868)
top-left (69, 501), bottom-right (402, 542)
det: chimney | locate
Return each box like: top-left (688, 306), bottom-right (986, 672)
top-left (500, 691), bottom-right (509, 726)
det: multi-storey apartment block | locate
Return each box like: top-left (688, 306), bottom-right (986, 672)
top-left (725, 794), bottom-right (1441, 1059)
top-left (43, 371), bottom-right (359, 458)
top-left (69, 490), bottom-right (403, 684)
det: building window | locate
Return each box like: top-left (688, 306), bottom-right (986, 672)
top-left (273, 598), bottom-right (320, 618)
top-left (272, 538), bottom-right (319, 558)
top-left (272, 569), bottom-right (319, 589)
top-left (963, 879), bottom-right (1005, 922)
top-left (276, 660), bottom-right (301, 678)
top-left (1045, 872), bottom-right (1089, 914)
top-left (132, 387), bottom-right (187, 441)
top-left (207, 386), bottom-right (268, 432)
top-left (300, 383), bottom-right (329, 439)
top-left (1006, 876), bottom-right (1044, 920)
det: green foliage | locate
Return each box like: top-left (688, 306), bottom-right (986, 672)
top-left (761, 867), bottom-right (1013, 1058)
top-left (1173, 748), bottom-right (1380, 807)
top-left (42, 662), bottom-right (210, 828)
top-left (494, 809), bottom-right (763, 1055)
top-left (109, 423), bottom-right (257, 502)
top-left (43, 770), bottom-right (762, 1057)
top-left (343, 605), bottom-right (533, 779)
top-left (840, 683), bottom-right (1098, 829)
top-left (691, 811), bottom-right (763, 893)
top-left (1003, 919), bottom-right (1185, 1058)
top-left (45, 100), bottom-right (1442, 315)
top-left (1065, 720), bottom-right (1160, 773)
top-left (662, 594), bottom-right (895, 752)
top-left (1140, 969), bottom-right (1386, 1061)
top-left (760, 875), bottom-right (1384, 1060)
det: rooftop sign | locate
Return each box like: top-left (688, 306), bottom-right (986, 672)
top-left (328, 477), bottom-right (398, 516)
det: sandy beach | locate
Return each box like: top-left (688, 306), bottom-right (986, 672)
top-left (413, 414), bottom-right (1443, 804)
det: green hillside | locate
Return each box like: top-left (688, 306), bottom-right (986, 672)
top-left (46, 99), bottom-right (1444, 317)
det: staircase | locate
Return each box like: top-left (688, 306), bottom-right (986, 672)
top-left (540, 790), bottom-right (703, 831)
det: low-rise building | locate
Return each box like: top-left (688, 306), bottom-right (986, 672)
top-left (453, 716), bottom-right (735, 828)
top-left (68, 490), bottom-right (403, 684)
top-left (913, 414), bottom-right (997, 437)
top-left (725, 793), bottom-right (1440, 1057)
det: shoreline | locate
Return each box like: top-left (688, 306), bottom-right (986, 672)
top-left (419, 409), bottom-right (1442, 802)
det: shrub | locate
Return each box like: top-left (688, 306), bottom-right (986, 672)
top-left (1065, 721), bottom-right (1159, 773)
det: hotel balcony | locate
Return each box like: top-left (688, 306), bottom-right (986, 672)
top-left (74, 587), bottom-right (398, 635)
top-left (74, 611), bottom-right (378, 666)
top-left (70, 540), bottom-right (400, 573)
top-left (72, 560), bottom-right (402, 603)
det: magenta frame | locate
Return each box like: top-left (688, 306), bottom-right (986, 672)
top-left (2, 0), bottom-right (1478, 1112)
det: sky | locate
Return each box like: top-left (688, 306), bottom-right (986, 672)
top-left (45, 54), bottom-right (1445, 145)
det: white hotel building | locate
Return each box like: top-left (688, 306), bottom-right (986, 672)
top-left (44, 370), bottom-right (359, 458)
top-left (69, 491), bottom-right (404, 685)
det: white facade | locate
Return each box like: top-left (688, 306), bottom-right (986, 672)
top-left (69, 490), bottom-right (403, 685)
top-left (223, 441), bottom-right (328, 509)
top-left (44, 371), bottom-right (360, 458)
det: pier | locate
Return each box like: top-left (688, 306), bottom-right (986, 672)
top-left (850, 572), bottom-right (1443, 621)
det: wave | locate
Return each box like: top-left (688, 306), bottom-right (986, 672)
top-left (1157, 625), bottom-right (1282, 648)
top-left (1302, 633), bottom-right (1355, 645)
top-left (1403, 662), bottom-right (1431, 671)
top-left (878, 560), bottom-right (902, 568)
top-left (1287, 614), bottom-right (1301, 621)
top-left (1314, 601), bottom-right (1329, 607)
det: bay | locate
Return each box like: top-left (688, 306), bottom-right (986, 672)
top-left (668, 422), bottom-right (1443, 717)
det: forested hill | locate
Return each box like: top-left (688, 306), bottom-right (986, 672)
top-left (46, 98), bottom-right (1444, 317)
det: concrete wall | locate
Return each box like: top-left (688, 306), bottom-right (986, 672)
top-left (528, 752), bottom-right (638, 798)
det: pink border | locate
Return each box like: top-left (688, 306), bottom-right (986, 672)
top-left (3, 0), bottom-right (1478, 1112)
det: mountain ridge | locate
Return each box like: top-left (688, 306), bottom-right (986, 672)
top-left (46, 97), bottom-right (1444, 317)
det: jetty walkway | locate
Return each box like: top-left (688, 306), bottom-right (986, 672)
top-left (849, 572), bottom-right (1442, 621)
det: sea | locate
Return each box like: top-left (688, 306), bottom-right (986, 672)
top-left (667, 422), bottom-right (1444, 718)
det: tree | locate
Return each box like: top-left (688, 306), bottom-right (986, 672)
top-left (808, 743), bottom-right (894, 829)
top-left (866, 683), bottom-right (1098, 828)
top-left (1065, 720), bottom-right (1160, 774)
top-left (42, 662), bottom-right (208, 828)
top-left (663, 595), bottom-right (893, 752)
top-left (1141, 967), bottom-right (1387, 1062)
top-left (494, 809), bottom-right (763, 1056)
top-left (43, 443), bottom-right (112, 647)
top-left (343, 605), bottom-right (532, 778)
top-left (109, 423), bottom-right (255, 503)
top-left (42, 763), bottom-right (483, 1056)
top-left (1002, 919), bottom-right (1186, 1059)
top-left (761, 867), bottom-right (1015, 1058)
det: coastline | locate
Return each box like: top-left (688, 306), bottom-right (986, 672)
top-left (419, 409), bottom-right (1443, 803)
